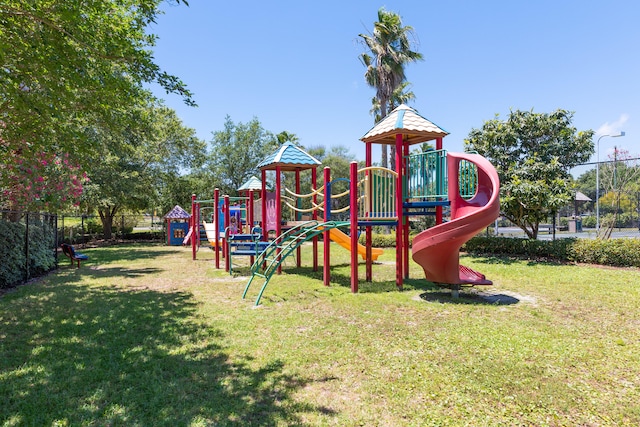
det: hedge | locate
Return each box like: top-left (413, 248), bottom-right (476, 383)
top-left (569, 238), bottom-right (640, 267)
top-left (0, 220), bottom-right (26, 288)
top-left (462, 236), bottom-right (576, 261)
top-left (0, 217), bottom-right (57, 289)
top-left (359, 232), bottom-right (640, 268)
top-left (463, 235), bottom-right (640, 268)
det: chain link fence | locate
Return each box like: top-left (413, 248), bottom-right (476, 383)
top-left (1, 211), bottom-right (166, 289)
top-left (492, 155), bottom-right (640, 240)
top-left (1, 210), bottom-right (59, 288)
top-left (58, 213), bottom-right (166, 245)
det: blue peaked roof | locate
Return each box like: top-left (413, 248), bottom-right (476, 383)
top-left (256, 142), bottom-right (322, 171)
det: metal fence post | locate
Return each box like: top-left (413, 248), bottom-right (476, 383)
top-left (24, 212), bottom-right (30, 281)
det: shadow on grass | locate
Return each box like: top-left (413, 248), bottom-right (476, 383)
top-left (0, 281), bottom-right (333, 425)
top-left (467, 255), bottom-right (521, 265)
top-left (468, 254), bottom-right (572, 268)
top-left (88, 246), bottom-right (183, 264)
top-left (58, 265), bottom-right (167, 280)
top-left (279, 265), bottom-right (440, 294)
top-left (418, 289), bottom-right (520, 305)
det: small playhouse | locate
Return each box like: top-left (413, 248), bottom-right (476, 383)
top-left (164, 205), bottom-right (191, 245)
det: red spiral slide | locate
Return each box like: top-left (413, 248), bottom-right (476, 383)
top-left (412, 152), bottom-right (500, 286)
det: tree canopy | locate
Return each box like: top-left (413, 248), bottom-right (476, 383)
top-left (81, 101), bottom-right (204, 238)
top-left (1, 0), bottom-right (194, 212)
top-left (208, 116), bottom-right (278, 196)
top-left (465, 109), bottom-right (594, 239)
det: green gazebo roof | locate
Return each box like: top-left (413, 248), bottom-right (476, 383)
top-left (238, 176), bottom-right (262, 191)
top-left (361, 104), bottom-right (449, 145)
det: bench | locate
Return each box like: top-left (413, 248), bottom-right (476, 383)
top-left (61, 243), bottom-right (89, 268)
top-left (539, 224), bottom-right (554, 234)
top-left (226, 233), bottom-right (269, 274)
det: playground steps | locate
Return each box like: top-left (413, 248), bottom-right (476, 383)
top-left (242, 220), bottom-right (349, 306)
top-left (198, 224), bottom-right (208, 242)
top-left (403, 200), bottom-right (450, 217)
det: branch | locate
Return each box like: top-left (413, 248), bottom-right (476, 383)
top-left (2, 5), bottom-right (136, 63)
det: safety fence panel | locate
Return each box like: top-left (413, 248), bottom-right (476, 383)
top-left (357, 167), bottom-right (398, 221)
top-left (405, 149), bottom-right (447, 201)
top-left (458, 158), bottom-right (478, 200)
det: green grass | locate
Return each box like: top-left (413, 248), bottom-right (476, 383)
top-left (1, 242), bottom-right (640, 426)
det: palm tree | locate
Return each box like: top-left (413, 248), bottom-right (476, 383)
top-left (360, 7), bottom-right (423, 168)
top-left (276, 131), bottom-right (300, 146)
top-left (369, 82), bottom-right (416, 169)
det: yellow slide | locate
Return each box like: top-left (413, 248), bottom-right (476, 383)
top-left (328, 228), bottom-right (383, 261)
top-left (202, 220), bottom-right (218, 246)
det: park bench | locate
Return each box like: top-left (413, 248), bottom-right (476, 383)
top-left (226, 232), bottom-right (269, 274)
top-left (61, 243), bottom-right (89, 268)
top-left (538, 224), bottom-right (554, 234)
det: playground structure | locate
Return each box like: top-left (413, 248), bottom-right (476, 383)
top-left (163, 205), bottom-right (191, 246)
top-left (189, 104), bottom-right (500, 305)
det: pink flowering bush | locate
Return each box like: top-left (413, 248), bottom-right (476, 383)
top-left (1, 144), bottom-right (89, 212)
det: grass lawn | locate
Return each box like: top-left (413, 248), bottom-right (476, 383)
top-left (1, 242), bottom-right (639, 426)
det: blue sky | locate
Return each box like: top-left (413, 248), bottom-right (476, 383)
top-left (148, 1), bottom-right (639, 176)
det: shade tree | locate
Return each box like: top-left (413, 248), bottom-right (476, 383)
top-left (81, 102), bottom-right (205, 238)
top-left (465, 109), bottom-right (594, 239)
top-left (1, 0), bottom-right (194, 211)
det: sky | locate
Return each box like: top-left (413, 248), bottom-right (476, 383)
top-left (147, 0), bottom-right (639, 177)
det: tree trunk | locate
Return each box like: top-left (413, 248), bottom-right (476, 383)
top-left (381, 144), bottom-right (388, 169)
top-left (98, 206), bottom-right (119, 239)
top-left (390, 145), bottom-right (396, 171)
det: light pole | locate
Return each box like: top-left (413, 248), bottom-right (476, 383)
top-left (596, 131), bottom-right (625, 232)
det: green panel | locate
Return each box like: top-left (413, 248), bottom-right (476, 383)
top-left (242, 221), bottom-right (349, 305)
top-left (404, 149), bottom-right (448, 200)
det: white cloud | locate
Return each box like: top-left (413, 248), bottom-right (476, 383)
top-left (595, 114), bottom-right (629, 136)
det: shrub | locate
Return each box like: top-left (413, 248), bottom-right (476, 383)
top-left (463, 236), bottom-right (575, 261)
top-left (464, 235), bottom-right (640, 268)
top-left (28, 220), bottom-right (56, 276)
top-left (86, 218), bottom-right (102, 234)
top-left (0, 220), bottom-right (26, 288)
top-left (357, 231), bottom-right (408, 248)
top-left (122, 231), bottom-right (164, 241)
top-left (581, 215), bottom-right (596, 228)
top-left (0, 216), bottom-right (56, 288)
top-left (569, 238), bottom-right (640, 267)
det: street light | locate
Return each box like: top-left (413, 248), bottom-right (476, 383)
top-left (596, 131), bottom-right (625, 232)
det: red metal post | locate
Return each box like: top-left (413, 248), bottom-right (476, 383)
top-left (214, 188), bottom-right (220, 269)
top-left (247, 189), bottom-right (254, 232)
top-left (350, 161), bottom-right (359, 293)
top-left (247, 189), bottom-right (255, 264)
top-left (365, 142), bottom-right (372, 282)
top-left (276, 166), bottom-right (282, 274)
top-left (224, 195), bottom-right (230, 272)
top-left (403, 143), bottom-right (410, 279)
top-left (191, 194), bottom-right (197, 260)
top-left (312, 167), bottom-right (318, 271)
top-left (395, 134), bottom-right (403, 290)
top-left (323, 166), bottom-right (331, 286)
top-left (295, 168), bottom-right (301, 268)
top-left (436, 137), bottom-right (443, 225)
top-left (261, 169), bottom-right (267, 242)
